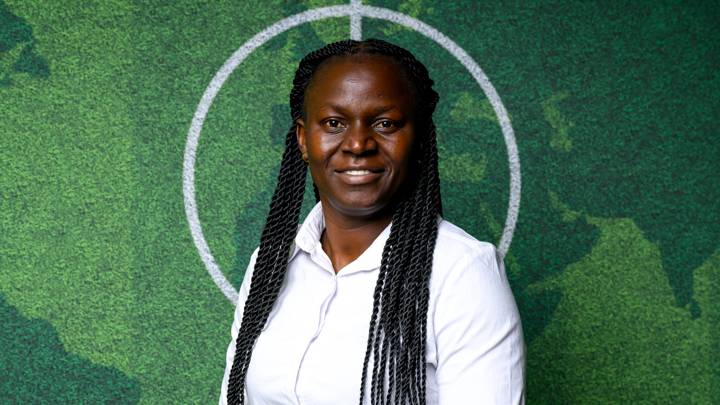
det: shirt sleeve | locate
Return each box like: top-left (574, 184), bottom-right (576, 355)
top-left (432, 244), bottom-right (526, 404)
top-left (219, 248), bottom-right (259, 405)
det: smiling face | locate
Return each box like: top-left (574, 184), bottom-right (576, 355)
top-left (296, 55), bottom-right (419, 220)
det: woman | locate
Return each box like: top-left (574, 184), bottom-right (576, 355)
top-left (221, 38), bottom-right (525, 404)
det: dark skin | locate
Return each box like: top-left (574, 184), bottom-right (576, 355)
top-left (296, 55), bottom-right (419, 272)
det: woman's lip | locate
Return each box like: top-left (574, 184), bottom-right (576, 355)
top-left (335, 168), bottom-right (385, 174)
top-left (335, 169), bottom-right (384, 184)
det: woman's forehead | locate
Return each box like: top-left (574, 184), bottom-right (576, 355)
top-left (304, 55), bottom-right (417, 108)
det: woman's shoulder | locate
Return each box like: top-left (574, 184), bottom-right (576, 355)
top-left (429, 218), bottom-right (518, 322)
top-left (430, 218), bottom-right (506, 293)
top-left (434, 218), bottom-right (499, 264)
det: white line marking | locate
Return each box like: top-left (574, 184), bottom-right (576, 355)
top-left (351, 0), bottom-right (362, 40)
top-left (184, 3), bottom-right (522, 304)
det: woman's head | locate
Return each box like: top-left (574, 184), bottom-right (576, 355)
top-left (227, 39), bottom-right (442, 405)
top-left (296, 54), bottom-right (419, 218)
top-left (293, 40), bottom-right (440, 218)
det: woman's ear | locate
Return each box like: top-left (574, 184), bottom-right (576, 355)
top-left (295, 119), bottom-right (308, 160)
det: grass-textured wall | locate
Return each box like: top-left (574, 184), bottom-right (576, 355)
top-left (1, 0), bottom-right (718, 403)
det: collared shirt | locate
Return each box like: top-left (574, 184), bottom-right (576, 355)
top-left (220, 202), bottom-right (525, 404)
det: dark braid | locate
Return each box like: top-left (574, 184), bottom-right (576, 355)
top-left (226, 38), bottom-right (442, 405)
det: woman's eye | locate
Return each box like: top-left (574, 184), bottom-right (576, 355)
top-left (375, 120), bottom-right (396, 130)
top-left (323, 119), bottom-right (344, 131)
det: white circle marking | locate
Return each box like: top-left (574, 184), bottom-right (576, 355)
top-left (184, 3), bottom-right (521, 304)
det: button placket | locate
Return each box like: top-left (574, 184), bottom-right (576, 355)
top-left (315, 276), bottom-right (337, 335)
top-left (293, 261), bottom-right (339, 403)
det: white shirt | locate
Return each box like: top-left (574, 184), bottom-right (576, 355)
top-left (220, 202), bottom-right (525, 404)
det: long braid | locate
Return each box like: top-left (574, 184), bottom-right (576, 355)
top-left (226, 124), bottom-right (307, 404)
top-left (226, 38), bottom-right (441, 405)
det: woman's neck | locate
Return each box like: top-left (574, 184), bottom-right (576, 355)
top-left (320, 206), bottom-right (393, 273)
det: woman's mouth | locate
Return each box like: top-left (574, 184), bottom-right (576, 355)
top-left (335, 168), bottom-right (385, 185)
top-left (344, 169), bottom-right (372, 176)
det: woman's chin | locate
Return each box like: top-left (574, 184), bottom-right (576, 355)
top-left (324, 197), bottom-right (396, 221)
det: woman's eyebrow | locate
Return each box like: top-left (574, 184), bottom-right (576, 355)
top-left (369, 105), bottom-right (399, 116)
top-left (316, 104), bottom-right (400, 116)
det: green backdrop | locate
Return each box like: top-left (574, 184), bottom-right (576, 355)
top-left (1, 0), bottom-right (718, 403)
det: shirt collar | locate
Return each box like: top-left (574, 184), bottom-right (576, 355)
top-left (291, 201), bottom-right (392, 275)
top-left (293, 201), bottom-right (326, 255)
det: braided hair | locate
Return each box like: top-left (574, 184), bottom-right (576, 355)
top-left (227, 38), bottom-right (442, 405)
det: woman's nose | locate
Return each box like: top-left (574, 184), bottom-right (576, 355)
top-left (342, 124), bottom-right (377, 155)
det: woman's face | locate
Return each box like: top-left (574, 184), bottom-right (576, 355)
top-left (296, 55), bottom-right (418, 220)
